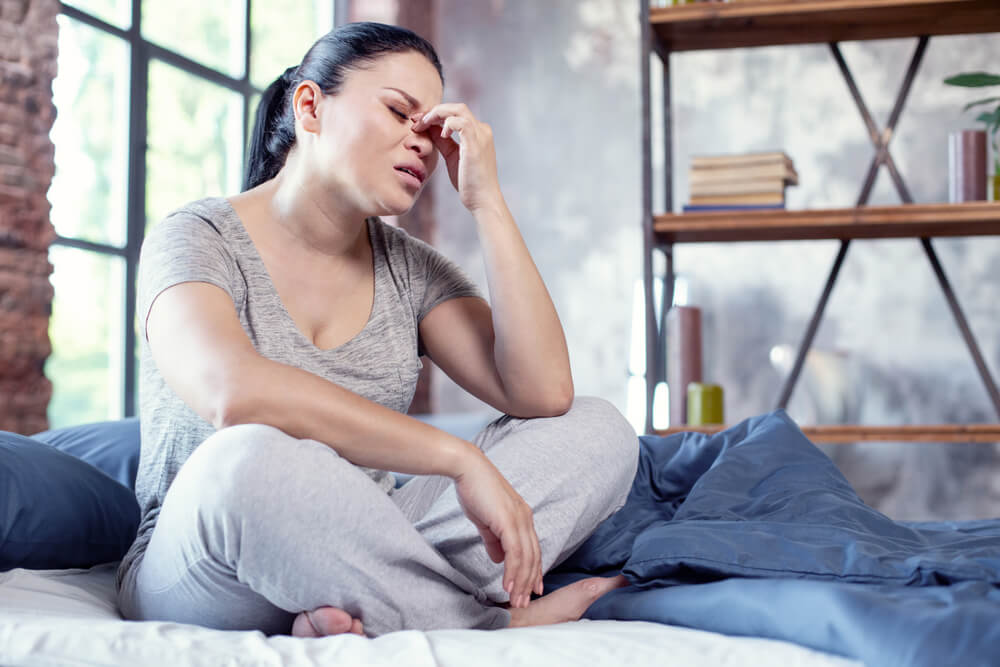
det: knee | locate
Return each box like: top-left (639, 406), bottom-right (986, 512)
top-left (561, 396), bottom-right (639, 487)
top-left (173, 424), bottom-right (300, 512)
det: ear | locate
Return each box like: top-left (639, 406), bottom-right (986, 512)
top-left (292, 80), bottom-right (323, 135)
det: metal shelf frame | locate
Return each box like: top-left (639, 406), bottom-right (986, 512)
top-left (638, 0), bottom-right (1000, 435)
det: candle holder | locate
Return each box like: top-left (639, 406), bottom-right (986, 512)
top-left (948, 129), bottom-right (987, 203)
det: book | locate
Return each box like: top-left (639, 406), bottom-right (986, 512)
top-left (689, 179), bottom-right (786, 197)
top-left (690, 162), bottom-right (799, 186)
top-left (682, 203), bottom-right (786, 212)
top-left (691, 151), bottom-right (793, 169)
top-left (689, 191), bottom-right (785, 206)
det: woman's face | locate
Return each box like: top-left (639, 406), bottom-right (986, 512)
top-left (298, 51), bottom-right (444, 218)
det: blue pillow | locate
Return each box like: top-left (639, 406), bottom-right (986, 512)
top-left (0, 430), bottom-right (140, 572)
top-left (28, 414), bottom-right (493, 491)
top-left (33, 418), bottom-right (141, 491)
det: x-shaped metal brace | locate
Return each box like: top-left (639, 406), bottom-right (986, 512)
top-left (776, 36), bottom-right (1000, 420)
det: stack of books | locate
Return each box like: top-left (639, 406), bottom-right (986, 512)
top-left (683, 151), bottom-right (798, 212)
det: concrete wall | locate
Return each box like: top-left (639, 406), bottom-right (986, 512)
top-left (426, 0), bottom-right (1000, 521)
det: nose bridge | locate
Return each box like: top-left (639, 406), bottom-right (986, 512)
top-left (405, 124), bottom-right (432, 155)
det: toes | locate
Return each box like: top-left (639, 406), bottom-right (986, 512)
top-left (291, 612), bottom-right (320, 638)
top-left (309, 607), bottom-right (354, 635)
top-left (293, 607), bottom-right (366, 638)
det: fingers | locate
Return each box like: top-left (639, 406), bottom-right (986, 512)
top-left (531, 519), bottom-right (543, 596)
top-left (412, 102), bottom-right (473, 132)
top-left (439, 115), bottom-right (468, 143)
top-left (455, 457), bottom-right (543, 610)
top-left (517, 516), bottom-right (538, 607)
top-left (478, 524), bottom-right (506, 563)
top-left (501, 528), bottom-right (520, 598)
top-left (414, 104), bottom-right (476, 146)
top-left (503, 502), bottom-right (543, 609)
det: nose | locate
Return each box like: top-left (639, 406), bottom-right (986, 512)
top-left (405, 121), bottom-right (434, 158)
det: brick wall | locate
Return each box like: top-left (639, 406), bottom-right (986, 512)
top-left (0, 0), bottom-right (58, 434)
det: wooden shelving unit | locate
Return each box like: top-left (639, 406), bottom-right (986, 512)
top-left (655, 424), bottom-right (1000, 444)
top-left (649, 0), bottom-right (1000, 52)
top-left (656, 202), bottom-right (1000, 243)
top-left (639, 0), bottom-right (1000, 442)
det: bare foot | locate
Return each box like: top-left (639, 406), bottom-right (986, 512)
top-left (507, 575), bottom-right (629, 628)
top-left (291, 607), bottom-right (365, 637)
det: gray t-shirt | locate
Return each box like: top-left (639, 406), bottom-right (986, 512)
top-left (116, 196), bottom-right (483, 591)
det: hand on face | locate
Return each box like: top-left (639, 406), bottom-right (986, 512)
top-left (412, 104), bottom-right (502, 213)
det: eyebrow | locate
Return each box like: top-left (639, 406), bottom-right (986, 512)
top-left (382, 87), bottom-right (421, 110)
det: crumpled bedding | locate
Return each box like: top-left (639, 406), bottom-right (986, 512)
top-left (546, 410), bottom-right (1000, 667)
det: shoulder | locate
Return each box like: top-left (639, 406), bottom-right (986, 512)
top-left (368, 216), bottom-right (446, 263)
top-left (142, 198), bottom-right (243, 263)
top-left (136, 198), bottom-right (244, 308)
top-left (150, 196), bottom-right (234, 239)
top-left (139, 197), bottom-right (241, 278)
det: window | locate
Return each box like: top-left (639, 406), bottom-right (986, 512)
top-left (48, 0), bottom-right (335, 427)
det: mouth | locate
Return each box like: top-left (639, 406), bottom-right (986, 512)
top-left (394, 165), bottom-right (425, 187)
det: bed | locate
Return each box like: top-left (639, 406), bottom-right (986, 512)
top-left (2, 410), bottom-right (998, 666)
top-left (0, 562), bottom-right (860, 667)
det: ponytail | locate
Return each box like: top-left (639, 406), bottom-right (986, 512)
top-left (243, 66), bottom-right (298, 191)
top-left (242, 22), bottom-right (444, 191)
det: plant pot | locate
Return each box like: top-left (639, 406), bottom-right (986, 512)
top-left (948, 130), bottom-right (987, 202)
top-left (993, 172), bottom-right (1000, 202)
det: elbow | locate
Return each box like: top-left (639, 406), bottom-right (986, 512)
top-left (209, 378), bottom-right (255, 430)
top-left (546, 381), bottom-right (575, 417)
top-left (211, 391), bottom-right (241, 430)
top-left (513, 381), bottom-right (574, 418)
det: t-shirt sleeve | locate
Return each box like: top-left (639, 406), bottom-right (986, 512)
top-left (137, 211), bottom-right (241, 341)
top-left (411, 237), bottom-right (485, 324)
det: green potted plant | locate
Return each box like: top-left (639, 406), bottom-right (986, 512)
top-left (944, 72), bottom-right (1000, 201)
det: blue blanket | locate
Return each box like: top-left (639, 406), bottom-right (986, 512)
top-left (547, 410), bottom-right (1000, 667)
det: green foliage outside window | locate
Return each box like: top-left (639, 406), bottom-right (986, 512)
top-left (145, 59), bottom-right (243, 231)
top-left (47, 0), bottom-right (333, 428)
top-left (63, 0), bottom-right (130, 29)
top-left (47, 17), bottom-right (129, 428)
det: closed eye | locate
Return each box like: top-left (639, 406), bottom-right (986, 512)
top-left (388, 106), bottom-right (408, 121)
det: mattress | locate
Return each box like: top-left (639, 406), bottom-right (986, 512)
top-left (0, 563), bottom-right (861, 667)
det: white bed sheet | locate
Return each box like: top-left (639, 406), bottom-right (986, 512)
top-left (0, 564), bottom-right (864, 667)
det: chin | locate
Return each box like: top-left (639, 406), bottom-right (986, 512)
top-left (377, 191), bottom-right (422, 217)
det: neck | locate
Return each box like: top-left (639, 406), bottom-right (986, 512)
top-left (263, 155), bottom-right (369, 260)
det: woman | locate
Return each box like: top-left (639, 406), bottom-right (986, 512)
top-left (115, 22), bottom-right (639, 638)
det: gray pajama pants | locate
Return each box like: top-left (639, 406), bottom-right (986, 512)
top-left (117, 396), bottom-right (639, 638)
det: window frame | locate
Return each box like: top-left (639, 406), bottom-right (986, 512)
top-left (52, 0), bottom-right (339, 418)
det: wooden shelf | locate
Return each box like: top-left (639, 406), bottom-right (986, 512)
top-left (653, 423), bottom-right (1000, 443)
top-left (650, 0), bottom-right (1000, 52)
top-left (654, 202), bottom-right (1000, 243)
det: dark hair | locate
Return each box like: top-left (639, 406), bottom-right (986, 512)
top-left (243, 22), bottom-right (444, 191)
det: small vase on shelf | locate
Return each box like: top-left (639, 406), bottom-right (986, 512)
top-left (948, 130), bottom-right (987, 203)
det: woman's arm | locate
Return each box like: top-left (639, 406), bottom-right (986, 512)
top-left (413, 105), bottom-right (574, 418)
top-left (146, 281), bottom-right (477, 477)
top-left (417, 200), bottom-right (574, 418)
top-left (151, 280), bottom-right (544, 604)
